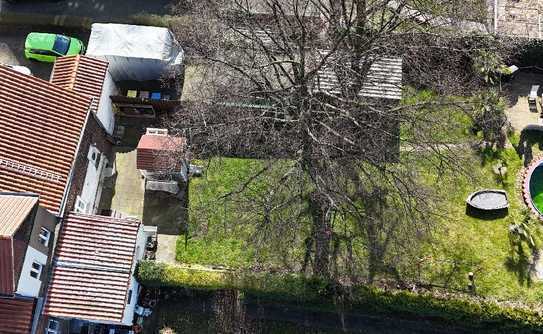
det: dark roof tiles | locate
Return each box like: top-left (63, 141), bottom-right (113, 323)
top-left (44, 213), bottom-right (140, 324)
top-left (50, 55), bottom-right (109, 114)
top-left (0, 296), bottom-right (35, 334)
top-left (0, 65), bottom-right (92, 213)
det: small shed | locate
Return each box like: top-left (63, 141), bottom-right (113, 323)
top-left (315, 51), bottom-right (403, 100)
top-left (136, 131), bottom-right (187, 173)
top-left (86, 23), bottom-right (184, 82)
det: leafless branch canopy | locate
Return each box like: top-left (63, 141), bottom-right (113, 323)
top-left (168, 0), bottom-right (511, 282)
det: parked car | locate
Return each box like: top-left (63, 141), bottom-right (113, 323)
top-left (24, 32), bottom-right (85, 62)
top-left (2, 64), bottom-right (32, 76)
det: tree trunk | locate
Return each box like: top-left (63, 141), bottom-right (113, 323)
top-left (366, 220), bottom-right (381, 285)
top-left (309, 191), bottom-right (332, 280)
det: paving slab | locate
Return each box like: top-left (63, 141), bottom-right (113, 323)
top-left (156, 234), bottom-right (177, 263)
top-left (108, 146), bottom-right (187, 264)
top-left (110, 149), bottom-right (145, 219)
top-left (495, 0), bottom-right (541, 38)
top-left (505, 72), bottom-right (543, 131)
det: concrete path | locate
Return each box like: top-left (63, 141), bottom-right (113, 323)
top-left (107, 147), bottom-right (187, 264)
top-left (110, 149), bottom-right (145, 219)
top-left (148, 191), bottom-right (187, 264)
top-left (156, 234), bottom-right (177, 263)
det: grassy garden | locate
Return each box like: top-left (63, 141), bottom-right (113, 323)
top-left (173, 92), bottom-right (543, 307)
top-left (177, 150), bottom-right (543, 297)
top-left (138, 261), bottom-right (543, 332)
top-left (176, 158), bottom-right (263, 268)
top-left (420, 147), bottom-right (543, 302)
top-left (133, 6), bottom-right (543, 331)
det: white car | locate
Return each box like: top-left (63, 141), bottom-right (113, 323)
top-left (3, 64), bottom-right (32, 76)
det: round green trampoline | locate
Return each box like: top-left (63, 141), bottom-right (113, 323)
top-left (530, 165), bottom-right (543, 214)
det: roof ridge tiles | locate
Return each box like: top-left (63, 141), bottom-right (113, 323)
top-left (54, 260), bottom-right (132, 274)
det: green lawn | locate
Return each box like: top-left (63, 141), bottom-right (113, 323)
top-left (178, 157), bottom-right (310, 269)
top-left (178, 145), bottom-right (543, 304)
top-left (421, 146), bottom-right (543, 303)
top-left (177, 158), bottom-right (265, 268)
top-left (400, 88), bottom-right (474, 144)
top-left (177, 88), bottom-right (543, 305)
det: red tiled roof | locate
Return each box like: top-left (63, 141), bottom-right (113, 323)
top-left (136, 134), bottom-right (186, 171)
top-left (0, 237), bottom-right (14, 295)
top-left (50, 55), bottom-right (109, 114)
top-left (0, 296), bottom-right (35, 334)
top-left (0, 65), bottom-right (92, 213)
top-left (0, 194), bottom-right (39, 295)
top-left (44, 213), bottom-right (140, 324)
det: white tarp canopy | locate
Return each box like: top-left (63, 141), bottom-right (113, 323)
top-left (87, 23), bottom-right (184, 82)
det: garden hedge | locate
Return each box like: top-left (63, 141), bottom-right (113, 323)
top-left (136, 261), bottom-right (543, 333)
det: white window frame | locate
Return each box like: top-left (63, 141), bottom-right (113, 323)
top-left (87, 145), bottom-right (100, 162)
top-left (74, 196), bottom-right (87, 214)
top-left (87, 145), bottom-right (102, 169)
top-left (47, 319), bottom-right (60, 334)
top-left (39, 227), bottom-right (51, 247)
top-left (30, 261), bottom-right (42, 280)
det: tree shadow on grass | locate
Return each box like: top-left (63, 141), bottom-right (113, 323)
top-left (478, 146), bottom-right (503, 168)
top-left (504, 248), bottom-right (538, 288)
top-left (515, 129), bottom-right (543, 167)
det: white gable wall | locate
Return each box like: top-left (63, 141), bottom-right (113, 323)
top-left (122, 226), bottom-right (147, 325)
top-left (76, 145), bottom-right (108, 214)
top-left (16, 246), bottom-right (47, 297)
top-left (96, 70), bottom-right (117, 135)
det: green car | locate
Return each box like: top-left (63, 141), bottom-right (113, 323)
top-left (24, 33), bottom-right (85, 62)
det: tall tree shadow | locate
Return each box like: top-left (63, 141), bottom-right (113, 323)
top-left (504, 246), bottom-right (538, 287)
top-left (516, 129), bottom-right (543, 167)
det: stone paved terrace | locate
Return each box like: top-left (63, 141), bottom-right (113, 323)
top-left (102, 146), bottom-right (187, 264)
top-left (505, 71), bottom-right (543, 131)
top-left (495, 0), bottom-right (541, 38)
top-left (110, 149), bottom-right (145, 219)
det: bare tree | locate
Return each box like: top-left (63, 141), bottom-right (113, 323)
top-left (167, 0), bottom-right (510, 284)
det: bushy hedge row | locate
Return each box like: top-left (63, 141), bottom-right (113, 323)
top-left (136, 261), bottom-right (543, 333)
top-left (136, 260), bottom-right (325, 301)
top-left (350, 287), bottom-right (543, 333)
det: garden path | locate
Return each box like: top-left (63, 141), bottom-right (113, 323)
top-left (105, 148), bottom-right (186, 264)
